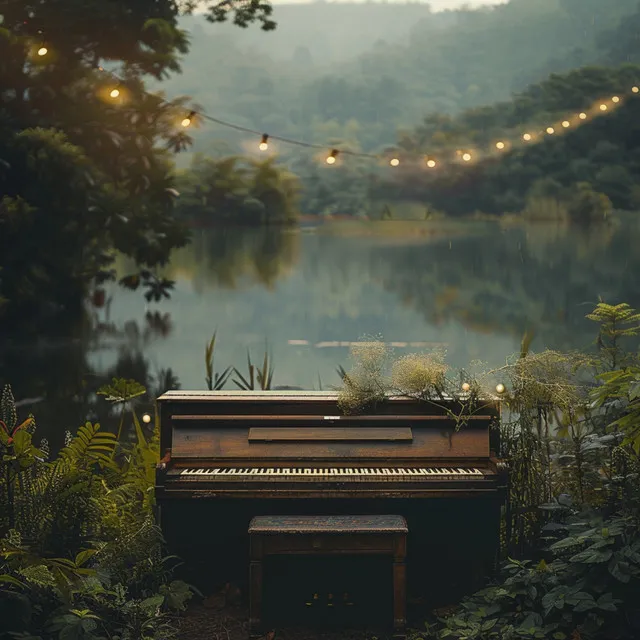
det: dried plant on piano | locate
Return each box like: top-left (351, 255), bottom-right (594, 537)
top-left (337, 337), bottom-right (391, 414)
top-left (337, 338), bottom-right (497, 427)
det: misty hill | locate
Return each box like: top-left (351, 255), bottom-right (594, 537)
top-left (181, 2), bottom-right (450, 65)
top-left (161, 0), bottom-right (640, 216)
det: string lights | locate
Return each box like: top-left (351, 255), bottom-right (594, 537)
top-left (181, 111), bottom-right (196, 128)
top-left (326, 149), bottom-right (339, 165)
top-left (29, 38), bottom-right (640, 171)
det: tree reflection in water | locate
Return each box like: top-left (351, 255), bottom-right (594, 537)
top-left (2, 219), bottom-right (640, 449)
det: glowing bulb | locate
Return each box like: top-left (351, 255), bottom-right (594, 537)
top-left (600, 104), bottom-right (608, 111)
top-left (495, 383), bottom-right (506, 395)
top-left (496, 141), bottom-right (505, 150)
top-left (523, 133), bottom-right (532, 141)
top-left (181, 117), bottom-right (192, 127)
top-left (259, 133), bottom-right (269, 151)
top-left (579, 113), bottom-right (587, 120)
top-left (37, 46), bottom-right (48, 56)
top-left (326, 149), bottom-right (339, 165)
top-left (462, 153), bottom-right (472, 162)
top-left (546, 127), bottom-right (555, 135)
top-left (389, 158), bottom-right (400, 167)
top-left (461, 382), bottom-right (471, 392)
top-left (612, 96), bottom-right (620, 103)
top-left (109, 88), bottom-right (120, 99)
top-left (633, 86), bottom-right (639, 93)
top-left (562, 121), bottom-right (570, 128)
top-left (426, 159), bottom-right (437, 168)
top-left (142, 413), bottom-right (151, 424)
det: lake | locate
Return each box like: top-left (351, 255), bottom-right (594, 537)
top-left (2, 217), bottom-right (639, 448)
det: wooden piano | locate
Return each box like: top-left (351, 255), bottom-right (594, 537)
top-left (155, 391), bottom-right (507, 611)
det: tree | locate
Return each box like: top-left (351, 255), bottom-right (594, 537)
top-left (0, 0), bottom-right (277, 331)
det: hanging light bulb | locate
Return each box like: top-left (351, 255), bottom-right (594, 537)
top-left (461, 382), bottom-right (471, 392)
top-left (599, 104), bottom-right (608, 111)
top-left (632, 86), bottom-right (640, 93)
top-left (546, 127), bottom-right (555, 135)
top-left (496, 141), bottom-right (505, 150)
top-left (326, 149), bottom-right (339, 165)
top-left (37, 46), bottom-right (48, 56)
top-left (426, 159), bottom-right (437, 168)
top-left (462, 153), bottom-right (472, 162)
top-left (523, 133), bottom-right (532, 141)
top-left (142, 413), bottom-right (152, 424)
top-left (562, 121), bottom-right (570, 128)
top-left (612, 96), bottom-right (620, 103)
top-left (109, 87), bottom-right (120, 99)
top-left (181, 111), bottom-right (196, 127)
top-left (495, 383), bottom-right (506, 395)
top-left (259, 133), bottom-right (269, 151)
top-left (579, 112), bottom-right (587, 120)
top-left (389, 157), bottom-right (400, 167)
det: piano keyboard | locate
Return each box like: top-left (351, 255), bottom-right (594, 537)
top-left (179, 467), bottom-right (484, 479)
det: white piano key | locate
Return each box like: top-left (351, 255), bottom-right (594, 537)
top-left (178, 466), bottom-right (490, 480)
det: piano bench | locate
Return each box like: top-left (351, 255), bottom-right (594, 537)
top-left (248, 515), bottom-right (408, 638)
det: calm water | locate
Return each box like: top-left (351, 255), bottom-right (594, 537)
top-left (2, 218), bottom-right (639, 447)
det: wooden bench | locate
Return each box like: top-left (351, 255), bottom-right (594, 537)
top-left (248, 514), bottom-right (407, 637)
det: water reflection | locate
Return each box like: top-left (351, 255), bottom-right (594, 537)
top-left (2, 219), bottom-right (639, 446)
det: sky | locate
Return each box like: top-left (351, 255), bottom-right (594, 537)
top-left (266, 0), bottom-right (507, 7)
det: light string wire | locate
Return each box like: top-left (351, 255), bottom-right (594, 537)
top-left (16, 33), bottom-right (640, 167)
top-left (103, 69), bottom-right (640, 167)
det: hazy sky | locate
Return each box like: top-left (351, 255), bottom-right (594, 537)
top-left (266, 0), bottom-right (507, 7)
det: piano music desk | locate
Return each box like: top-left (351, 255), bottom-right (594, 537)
top-left (248, 514), bottom-right (407, 638)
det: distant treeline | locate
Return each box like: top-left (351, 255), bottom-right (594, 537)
top-left (164, 0), bottom-right (640, 218)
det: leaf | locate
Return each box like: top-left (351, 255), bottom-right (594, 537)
top-left (550, 536), bottom-right (582, 551)
top-left (0, 573), bottom-right (27, 589)
top-left (596, 593), bottom-right (619, 612)
top-left (75, 549), bottom-right (97, 567)
top-left (97, 378), bottom-right (146, 403)
top-left (569, 547), bottom-right (613, 564)
top-left (608, 559), bottom-right (633, 583)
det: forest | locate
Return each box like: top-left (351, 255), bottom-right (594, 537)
top-left (162, 0), bottom-right (640, 219)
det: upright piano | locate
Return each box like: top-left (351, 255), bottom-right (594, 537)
top-left (155, 391), bottom-right (507, 608)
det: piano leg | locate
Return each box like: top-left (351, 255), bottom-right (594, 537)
top-left (392, 533), bottom-right (407, 638)
top-left (249, 535), bottom-right (263, 638)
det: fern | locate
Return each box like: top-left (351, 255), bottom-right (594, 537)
top-left (56, 422), bottom-right (117, 471)
top-left (1, 384), bottom-right (17, 430)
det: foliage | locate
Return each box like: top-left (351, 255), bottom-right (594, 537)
top-left (425, 514), bottom-right (640, 640)
top-left (205, 331), bottom-right (233, 390)
top-left (384, 64), bottom-right (640, 217)
top-left (232, 349), bottom-right (274, 390)
top-left (174, 154), bottom-right (300, 224)
top-left (336, 337), bottom-right (498, 425)
top-left (0, 380), bottom-right (194, 639)
top-left (0, 0), bottom-right (279, 330)
top-left (586, 302), bottom-right (640, 371)
top-left (413, 300), bottom-right (640, 639)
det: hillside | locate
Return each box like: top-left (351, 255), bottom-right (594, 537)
top-left (162, 0), bottom-right (640, 218)
top-left (380, 65), bottom-right (640, 217)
